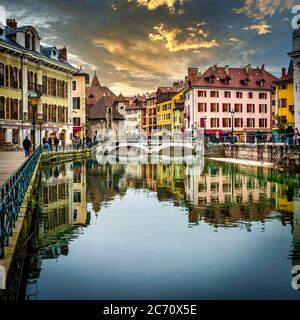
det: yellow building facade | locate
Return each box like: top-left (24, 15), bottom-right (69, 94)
top-left (274, 68), bottom-right (294, 127)
top-left (0, 19), bottom-right (76, 147)
top-left (172, 87), bottom-right (186, 134)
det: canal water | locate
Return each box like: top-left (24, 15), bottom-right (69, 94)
top-left (17, 157), bottom-right (300, 299)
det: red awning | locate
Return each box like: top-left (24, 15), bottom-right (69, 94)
top-left (73, 127), bottom-right (82, 132)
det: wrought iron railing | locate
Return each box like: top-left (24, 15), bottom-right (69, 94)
top-left (0, 146), bottom-right (42, 258)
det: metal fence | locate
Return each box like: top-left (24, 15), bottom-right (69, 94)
top-left (41, 141), bottom-right (98, 154)
top-left (0, 146), bottom-right (42, 258)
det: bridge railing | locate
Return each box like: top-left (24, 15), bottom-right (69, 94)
top-left (0, 146), bottom-right (42, 259)
top-left (41, 141), bottom-right (98, 154)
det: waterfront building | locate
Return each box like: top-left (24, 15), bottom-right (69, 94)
top-left (126, 95), bottom-right (144, 137)
top-left (156, 86), bottom-right (177, 134)
top-left (141, 92), bottom-right (157, 136)
top-left (273, 65), bottom-right (294, 128)
top-left (184, 65), bottom-right (277, 140)
top-left (0, 19), bottom-right (76, 147)
top-left (71, 69), bottom-right (89, 139)
top-left (171, 86), bottom-right (187, 135)
top-left (86, 73), bottom-right (125, 139)
top-left (86, 94), bottom-right (125, 140)
top-left (288, 27), bottom-right (300, 131)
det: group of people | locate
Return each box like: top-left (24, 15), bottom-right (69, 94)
top-left (42, 136), bottom-right (60, 152)
top-left (285, 124), bottom-right (300, 145)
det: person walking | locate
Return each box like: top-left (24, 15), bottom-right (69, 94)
top-left (22, 136), bottom-right (31, 157)
top-left (54, 136), bottom-right (59, 151)
top-left (286, 124), bottom-right (294, 145)
top-left (48, 136), bottom-right (53, 152)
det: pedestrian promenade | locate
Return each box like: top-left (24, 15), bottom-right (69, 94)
top-left (0, 151), bottom-right (25, 187)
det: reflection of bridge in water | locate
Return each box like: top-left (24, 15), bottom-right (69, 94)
top-left (96, 139), bottom-right (204, 156)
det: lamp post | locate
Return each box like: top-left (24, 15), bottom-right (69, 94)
top-left (28, 89), bottom-right (42, 151)
top-left (38, 119), bottom-right (44, 147)
top-left (231, 108), bottom-right (235, 144)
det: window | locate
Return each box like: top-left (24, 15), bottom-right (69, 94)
top-left (73, 191), bottom-right (81, 203)
top-left (211, 103), bottom-right (219, 112)
top-left (248, 92), bottom-right (253, 99)
top-left (42, 76), bottom-right (48, 94)
top-left (198, 90), bottom-right (206, 97)
top-left (25, 33), bottom-right (31, 49)
top-left (234, 104), bottom-right (243, 113)
top-left (73, 117), bottom-right (81, 126)
top-left (208, 77), bottom-right (213, 83)
top-left (43, 104), bottom-right (47, 122)
top-left (259, 92), bottom-right (267, 99)
top-left (198, 103), bottom-right (206, 112)
top-left (222, 118), bottom-right (231, 127)
top-left (281, 84), bottom-right (287, 90)
top-left (28, 71), bottom-right (34, 90)
top-left (73, 97), bottom-right (80, 109)
top-left (11, 99), bottom-right (18, 119)
top-left (259, 104), bottom-right (267, 113)
top-left (210, 91), bottom-right (219, 98)
top-left (224, 91), bottom-right (231, 98)
top-left (247, 118), bottom-right (255, 128)
top-left (222, 103), bottom-right (230, 112)
top-left (234, 118), bottom-right (243, 127)
top-left (279, 98), bottom-right (287, 107)
top-left (247, 104), bottom-right (255, 113)
top-left (236, 92), bottom-right (243, 98)
top-left (210, 118), bottom-right (219, 128)
top-left (0, 64), bottom-right (4, 86)
top-left (259, 119), bottom-right (267, 128)
top-left (72, 80), bottom-right (76, 90)
top-left (19, 69), bottom-right (22, 89)
top-left (0, 97), bottom-right (4, 118)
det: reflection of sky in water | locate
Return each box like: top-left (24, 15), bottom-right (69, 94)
top-left (25, 160), bottom-right (300, 300)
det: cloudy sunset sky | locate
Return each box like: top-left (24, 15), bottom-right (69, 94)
top-left (0, 0), bottom-right (297, 95)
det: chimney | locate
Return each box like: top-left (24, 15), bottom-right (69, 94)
top-left (58, 47), bottom-right (67, 61)
top-left (6, 19), bottom-right (17, 29)
top-left (281, 67), bottom-right (287, 78)
top-left (245, 64), bottom-right (251, 74)
top-left (261, 64), bottom-right (265, 71)
top-left (224, 65), bottom-right (230, 76)
top-left (187, 67), bottom-right (199, 84)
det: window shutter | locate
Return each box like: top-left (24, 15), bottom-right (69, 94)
top-left (217, 103), bottom-right (219, 112)
top-left (217, 118), bottom-right (220, 127)
top-left (205, 103), bottom-right (207, 112)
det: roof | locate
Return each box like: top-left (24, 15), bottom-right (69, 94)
top-left (191, 65), bottom-right (277, 90)
top-left (157, 86), bottom-right (178, 94)
top-left (273, 71), bottom-right (293, 84)
top-left (126, 95), bottom-right (144, 110)
top-left (0, 27), bottom-right (75, 70)
top-left (114, 93), bottom-right (127, 103)
top-left (87, 95), bottom-right (124, 120)
top-left (86, 84), bottom-right (117, 103)
top-left (90, 74), bottom-right (101, 87)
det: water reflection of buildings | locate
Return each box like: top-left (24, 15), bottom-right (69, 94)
top-left (24, 158), bottom-right (300, 299)
top-left (26, 161), bottom-right (90, 298)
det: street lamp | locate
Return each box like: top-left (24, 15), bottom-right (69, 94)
top-left (28, 88), bottom-right (42, 151)
top-left (231, 108), bottom-right (235, 144)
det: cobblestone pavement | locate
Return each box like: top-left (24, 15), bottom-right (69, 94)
top-left (0, 151), bottom-right (25, 187)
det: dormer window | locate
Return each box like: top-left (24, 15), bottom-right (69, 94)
top-left (25, 33), bottom-right (31, 49)
top-left (208, 77), bottom-right (213, 83)
top-left (52, 49), bottom-right (56, 57)
top-left (0, 28), bottom-right (3, 37)
top-left (224, 79), bottom-right (229, 85)
top-left (89, 94), bottom-right (94, 99)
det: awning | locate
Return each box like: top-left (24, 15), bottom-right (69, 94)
top-left (73, 127), bottom-right (83, 132)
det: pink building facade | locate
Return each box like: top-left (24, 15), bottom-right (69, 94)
top-left (184, 65), bottom-right (277, 140)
